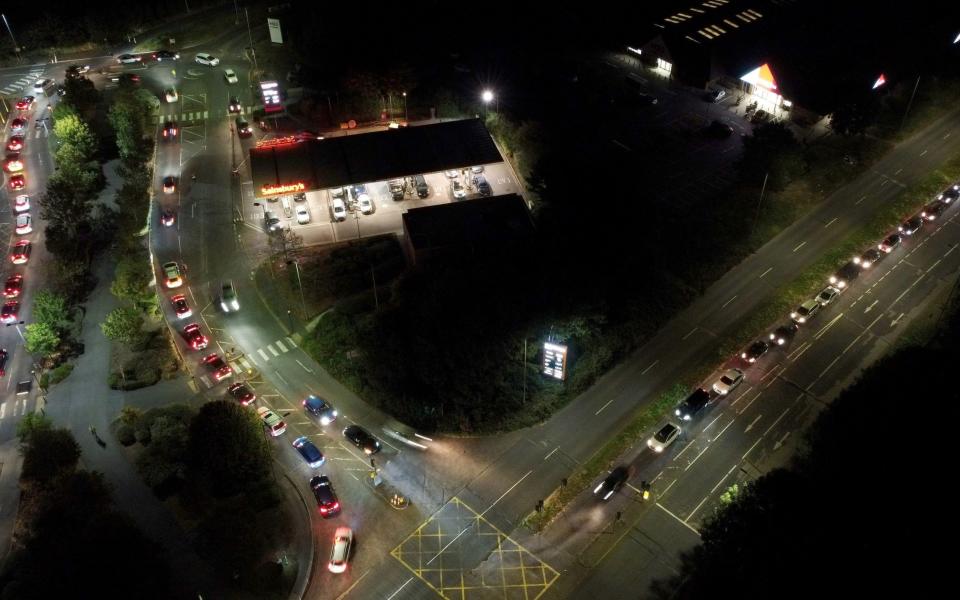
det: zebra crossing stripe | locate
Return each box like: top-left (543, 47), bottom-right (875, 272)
top-left (275, 340), bottom-right (287, 352)
top-left (247, 352), bottom-right (258, 365)
top-left (285, 337), bottom-right (297, 348)
top-left (203, 110), bottom-right (208, 119)
top-left (258, 348), bottom-right (269, 361)
top-left (239, 357), bottom-right (252, 370)
top-left (267, 344), bottom-right (279, 356)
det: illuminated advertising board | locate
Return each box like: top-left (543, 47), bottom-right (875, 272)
top-left (261, 80), bottom-right (283, 113)
top-left (262, 182), bottom-right (306, 195)
top-left (543, 342), bottom-right (568, 380)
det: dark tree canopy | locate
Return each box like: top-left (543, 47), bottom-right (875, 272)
top-left (20, 427), bottom-right (80, 484)
top-left (187, 400), bottom-right (273, 497)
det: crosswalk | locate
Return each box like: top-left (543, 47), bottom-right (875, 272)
top-left (0, 395), bottom-right (41, 420)
top-left (155, 105), bottom-right (255, 124)
top-left (197, 336), bottom-right (298, 388)
top-left (1, 69), bottom-right (44, 95)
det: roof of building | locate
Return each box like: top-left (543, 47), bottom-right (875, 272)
top-left (402, 194), bottom-right (535, 254)
top-left (250, 118), bottom-right (503, 198)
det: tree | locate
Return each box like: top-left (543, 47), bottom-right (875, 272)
top-left (187, 401), bottom-right (273, 497)
top-left (53, 112), bottom-right (97, 160)
top-left (24, 322), bottom-right (60, 356)
top-left (100, 306), bottom-right (143, 346)
top-left (32, 290), bottom-right (72, 334)
top-left (16, 413), bottom-right (52, 447)
top-left (110, 253), bottom-right (151, 303)
top-left (135, 416), bottom-right (189, 490)
top-left (21, 427), bottom-right (80, 484)
top-left (60, 76), bottom-right (100, 118)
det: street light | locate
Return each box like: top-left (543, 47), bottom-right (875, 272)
top-left (403, 91), bottom-right (408, 123)
top-left (286, 258), bottom-right (307, 318)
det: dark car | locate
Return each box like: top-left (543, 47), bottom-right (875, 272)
top-left (741, 340), bottom-right (769, 364)
top-left (202, 353), bottom-right (232, 381)
top-left (769, 322), bottom-right (799, 346)
top-left (227, 381), bottom-right (256, 406)
top-left (921, 200), bottom-right (947, 221)
top-left (342, 425), bottom-right (381, 455)
top-left (153, 50), bottom-right (180, 61)
top-left (879, 233), bottom-right (902, 254)
top-left (898, 215), bottom-right (924, 236)
top-left (593, 465), bottom-right (632, 501)
top-left (853, 248), bottom-right (884, 269)
top-left (293, 436), bottom-right (325, 468)
top-left (162, 121), bottom-right (178, 139)
top-left (636, 92), bottom-right (658, 106)
top-left (829, 261), bottom-right (861, 290)
top-left (938, 185), bottom-right (959, 204)
top-left (310, 475), bottom-right (341, 517)
top-left (161, 209), bottom-right (175, 226)
top-left (705, 120), bottom-right (734, 138)
top-left (228, 96), bottom-right (242, 114)
top-left (0, 348), bottom-right (6, 376)
top-left (303, 395), bottom-right (337, 425)
top-left (674, 388), bottom-right (712, 421)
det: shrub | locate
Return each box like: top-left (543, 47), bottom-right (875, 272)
top-left (116, 423), bottom-right (136, 446)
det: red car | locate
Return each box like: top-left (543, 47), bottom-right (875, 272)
top-left (15, 96), bottom-right (34, 111)
top-left (1, 301), bottom-right (18, 324)
top-left (10, 118), bottom-right (26, 133)
top-left (4, 153), bottom-right (23, 173)
top-left (4, 274), bottom-right (23, 298)
top-left (10, 240), bottom-right (31, 264)
top-left (202, 353), bottom-right (233, 381)
top-left (6, 136), bottom-right (23, 152)
top-left (182, 323), bottom-right (208, 350)
top-left (8, 174), bottom-right (25, 190)
top-left (228, 382), bottom-right (256, 406)
top-left (171, 294), bottom-right (191, 318)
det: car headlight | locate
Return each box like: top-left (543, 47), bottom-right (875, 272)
top-left (682, 414), bottom-right (691, 421)
top-left (837, 281), bottom-right (846, 288)
top-left (829, 276), bottom-right (838, 284)
top-left (320, 416), bottom-right (331, 425)
top-left (741, 352), bottom-right (747, 359)
top-left (594, 483), bottom-right (604, 494)
top-left (653, 445), bottom-right (663, 452)
top-left (231, 299), bottom-right (239, 309)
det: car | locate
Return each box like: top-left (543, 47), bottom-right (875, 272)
top-left (898, 215), bottom-right (924, 236)
top-left (937, 184), bottom-right (959, 204)
top-left (64, 65), bottom-right (90, 79)
top-left (116, 53), bottom-right (141, 64)
top-left (358, 195), bottom-right (373, 214)
top-left (170, 294), bottom-right (191, 318)
top-left (4, 154), bottom-right (23, 172)
top-left (593, 465), bottom-right (631, 501)
top-left (328, 527), bottom-right (353, 573)
top-left (0, 348), bottom-right (6, 377)
top-left (265, 213), bottom-right (282, 232)
top-left (712, 368), bottom-right (744, 395)
top-left (829, 261), bottom-right (860, 290)
top-left (162, 121), bottom-right (178, 139)
top-left (817, 286), bottom-right (841, 306)
top-left (705, 88), bottom-right (726, 102)
top-left (295, 205), bottom-right (311, 224)
top-left (160, 209), bottom-right (175, 226)
top-left (636, 92), bottom-right (658, 105)
top-left (878, 234), bottom-right (902, 254)
top-left (342, 425), bottom-right (381, 454)
top-left (162, 176), bottom-right (176, 194)
top-left (647, 422), bottom-right (681, 453)
top-left (674, 388), bottom-right (712, 421)
top-left (471, 165), bottom-right (484, 174)
top-left (203, 353), bottom-right (233, 381)
top-left (303, 395), bottom-right (338, 425)
top-left (790, 299), bottom-right (821, 324)
top-left (162, 261), bottom-right (183, 288)
top-left (853, 248), bottom-right (884, 269)
top-left (10, 118), bottom-right (26, 133)
top-left (223, 68), bottom-right (238, 84)
top-left (164, 88), bottom-right (178, 103)
top-left (112, 73), bottom-right (141, 85)
top-left (705, 120), bottom-right (734, 138)
top-left (331, 198), bottom-right (347, 221)
top-left (228, 96), bottom-right (242, 113)
top-left (152, 50), bottom-right (179, 61)
top-left (13, 195), bottom-right (29, 213)
top-left (921, 200), bottom-right (946, 221)
top-left (4, 275), bottom-right (23, 298)
top-left (235, 117), bottom-right (252, 137)
top-left (293, 436), bottom-right (325, 468)
top-left (451, 181), bottom-right (466, 199)
top-left (1, 301), bottom-right (18, 324)
top-left (7, 136), bottom-right (24, 151)
top-left (14, 213), bottom-right (31, 234)
top-left (310, 475), bottom-right (341, 516)
top-left (228, 382), bottom-right (256, 406)
top-left (294, 129), bottom-right (322, 141)
top-left (56, 85), bottom-right (66, 97)
top-left (741, 340), bottom-right (769, 363)
top-left (15, 96), bottom-right (34, 110)
top-left (444, 170), bottom-right (459, 179)
top-left (10, 240), bottom-right (31, 264)
top-left (182, 323), bottom-right (208, 350)
top-left (769, 321), bottom-right (799, 346)
top-left (256, 406), bottom-right (286, 435)
top-left (220, 281), bottom-right (239, 312)
top-left (195, 52), bottom-right (220, 66)
top-left (8, 174), bottom-right (25, 190)
top-left (474, 174), bottom-right (492, 196)
top-left (32, 78), bottom-right (52, 91)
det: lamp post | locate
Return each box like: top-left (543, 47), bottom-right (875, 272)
top-left (2, 14), bottom-right (20, 62)
top-left (481, 89), bottom-right (494, 117)
top-left (403, 91), bottom-right (408, 123)
top-left (244, 7), bottom-right (258, 75)
top-left (287, 258), bottom-right (307, 318)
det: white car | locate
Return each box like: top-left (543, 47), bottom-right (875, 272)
top-left (165, 88), bottom-right (178, 103)
top-left (817, 286), bottom-right (841, 306)
top-left (471, 165), bottom-right (484, 174)
top-left (452, 181), bottom-right (466, 199)
top-left (32, 78), bottom-right (52, 91)
top-left (15, 213), bottom-right (32, 235)
top-left (256, 406), bottom-right (286, 437)
top-left (195, 53), bottom-right (220, 66)
top-left (647, 422), bottom-right (681, 453)
top-left (712, 368), bottom-right (744, 395)
top-left (224, 69), bottom-right (238, 84)
top-left (14, 195), bottom-right (30, 212)
top-left (296, 205), bottom-right (311, 224)
top-left (328, 527), bottom-right (353, 573)
top-left (116, 53), bottom-right (141, 64)
top-left (444, 169), bottom-right (459, 178)
top-left (331, 198), bottom-right (347, 222)
top-left (790, 299), bottom-right (821, 324)
top-left (358, 195), bottom-right (373, 214)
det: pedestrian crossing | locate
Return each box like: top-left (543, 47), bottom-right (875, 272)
top-left (0, 395), bottom-right (42, 420)
top-left (197, 336), bottom-right (298, 388)
top-left (1, 69), bottom-right (44, 95)
top-left (155, 105), bottom-right (255, 124)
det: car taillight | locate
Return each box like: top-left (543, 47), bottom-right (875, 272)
top-left (331, 502), bottom-right (339, 510)
top-left (319, 506), bottom-right (327, 513)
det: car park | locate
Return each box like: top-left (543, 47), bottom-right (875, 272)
top-left (674, 388), bottom-right (712, 421)
top-left (331, 198), bottom-right (347, 221)
top-left (10, 118), bottom-right (26, 133)
top-left (817, 286), bottom-right (841, 306)
top-left (14, 213), bottom-right (31, 234)
top-left (256, 406), bottom-right (286, 435)
top-left (293, 437), bottom-right (325, 468)
top-left (10, 240), bottom-right (31, 264)
top-left (195, 53), bottom-right (220, 66)
top-left (162, 262), bottom-right (183, 288)
top-left (647, 422), bottom-right (681, 453)
top-left (162, 121), bottom-right (178, 139)
top-left (328, 527), bottom-right (353, 573)
top-left (343, 425), bottom-right (381, 454)
top-left (593, 465), bottom-right (631, 501)
top-left (4, 275), bottom-right (23, 298)
top-left (296, 205), bottom-right (311, 224)
top-left (228, 96), bottom-right (242, 113)
top-left (1, 301), bottom-right (18, 324)
top-left (937, 184), bottom-right (959, 204)
top-left (152, 50), bottom-right (179, 61)
top-left (224, 69), bottom-right (238, 84)
top-left (878, 234), bottom-right (901, 254)
top-left (829, 261), bottom-right (860, 289)
top-left (712, 368), bottom-right (744, 395)
top-left (116, 53), bottom-right (141, 64)
top-left (182, 323), bottom-right (208, 350)
top-left (220, 281), bottom-right (240, 312)
top-left (921, 200), bottom-right (946, 221)
top-left (741, 340), bottom-right (769, 363)
top-left (160, 209), bottom-right (175, 226)
top-left (15, 96), bottom-right (34, 110)
top-left (898, 215), bottom-right (923, 236)
top-left (14, 195), bottom-right (29, 212)
top-left (303, 395), bottom-right (338, 425)
top-left (170, 294), bottom-right (191, 318)
top-left (769, 321), bottom-right (799, 346)
top-left (790, 299), bottom-right (821, 324)
top-left (7, 136), bottom-right (24, 151)
top-left (228, 382), bottom-right (256, 406)
top-left (9, 174), bottom-right (25, 190)
top-left (310, 475), bottom-right (341, 516)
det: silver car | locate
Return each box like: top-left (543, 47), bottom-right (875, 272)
top-left (712, 368), bottom-right (744, 395)
top-left (647, 422), bottom-right (681, 453)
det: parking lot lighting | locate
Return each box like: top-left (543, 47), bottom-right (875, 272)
top-left (482, 90), bottom-right (493, 104)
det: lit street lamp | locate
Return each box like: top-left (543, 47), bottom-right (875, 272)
top-left (482, 89), bottom-right (494, 117)
top-left (403, 91), bottom-right (408, 123)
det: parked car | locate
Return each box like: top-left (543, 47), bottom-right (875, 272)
top-left (331, 198), bottom-right (347, 221)
top-left (705, 120), bottom-right (734, 138)
top-left (647, 422), bottom-right (681, 453)
top-left (712, 368), bottom-right (744, 395)
top-left (194, 52), bottom-right (220, 66)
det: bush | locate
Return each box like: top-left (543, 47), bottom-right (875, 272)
top-left (116, 422), bottom-right (136, 446)
top-left (135, 423), bottom-right (152, 445)
top-left (48, 363), bottom-right (74, 385)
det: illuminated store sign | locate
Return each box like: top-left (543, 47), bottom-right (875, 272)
top-left (262, 182), bottom-right (306, 195)
top-left (543, 342), bottom-right (568, 380)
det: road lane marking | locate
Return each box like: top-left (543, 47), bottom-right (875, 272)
top-left (656, 502), bottom-right (701, 536)
top-left (792, 241), bottom-right (806, 252)
top-left (744, 414), bottom-right (762, 433)
top-left (595, 398), bottom-right (615, 415)
top-left (864, 299), bottom-right (879, 313)
top-left (759, 267), bottom-right (772, 278)
top-left (919, 149), bottom-right (928, 156)
top-left (762, 407), bottom-right (791, 436)
top-left (682, 327), bottom-right (698, 340)
top-left (683, 445), bottom-right (710, 472)
top-left (267, 344), bottom-right (279, 356)
top-left (258, 348), bottom-right (269, 361)
top-left (295, 359), bottom-right (313, 373)
top-left (385, 578), bottom-right (414, 600)
top-left (543, 447), bottom-right (559, 460)
top-left (824, 217), bottom-right (838, 228)
top-left (855, 195), bottom-right (866, 205)
top-left (273, 369), bottom-right (288, 385)
top-left (720, 295), bottom-right (738, 309)
top-left (641, 360), bottom-right (659, 375)
top-left (814, 313), bottom-right (844, 339)
top-left (480, 470), bottom-right (533, 519)
top-left (335, 569), bottom-right (369, 599)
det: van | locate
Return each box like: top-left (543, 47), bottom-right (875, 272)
top-left (412, 174), bottom-right (429, 198)
top-left (235, 117), bottom-right (252, 138)
top-left (281, 196), bottom-right (293, 218)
